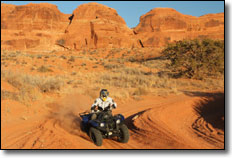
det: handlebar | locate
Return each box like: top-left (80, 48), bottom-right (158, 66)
top-left (90, 104), bottom-right (115, 114)
top-left (79, 111), bottom-right (90, 116)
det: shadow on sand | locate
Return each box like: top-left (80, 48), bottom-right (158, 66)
top-left (184, 91), bottom-right (224, 130)
top-left (124, 109), bottom-right (150, 133)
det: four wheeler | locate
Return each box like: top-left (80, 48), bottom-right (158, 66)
top-left (79, 108), bottom-right (129, 146)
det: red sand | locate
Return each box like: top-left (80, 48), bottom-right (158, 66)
top-left (1, 92), bottom-right (224, 149)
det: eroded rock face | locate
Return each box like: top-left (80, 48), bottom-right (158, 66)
top-left (1, 3), bottom-right (68, 30)
top-left (61, 2), bottom-right (139, 49)
top-left (1, 3), bottom-right (16, 29)
top-left (1, 3), bottom-right (70, 50)
top-left (73, 2), bottom-right (126, 24)
top-left (1, 3), bottom-right (224, 51)
top-left (133, 8), bottom-right (224, 47)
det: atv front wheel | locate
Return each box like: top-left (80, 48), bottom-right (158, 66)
top-left (118, 124), bottom-right (129, 143)
top-left (89, 127), bottom-right (103, 146)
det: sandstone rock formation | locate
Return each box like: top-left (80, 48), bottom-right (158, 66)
top-left (133, 8), bottom-right (224, 47)
top-left (1, 3), bottom-right (70, 50)
top-left (61, 2), bottom-right (139, 50)
top-left (1, 3), bottom-right (69, 30)
top-left (1, 3), bottom-right (224, 51)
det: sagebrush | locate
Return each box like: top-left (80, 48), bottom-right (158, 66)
top-left (161, 39), bottom-right (224, 79)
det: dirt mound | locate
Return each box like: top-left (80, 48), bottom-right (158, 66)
top-left (133, 8), bottom-right (224, 47)
top-left (192, 92), bottom-right (224, 147)
top-left (123, 93), bottom-right (224, 149)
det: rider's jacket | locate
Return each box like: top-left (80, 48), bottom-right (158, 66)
top-left (91, 97), bottom-right (117, 112)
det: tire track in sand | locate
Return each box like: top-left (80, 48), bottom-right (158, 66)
top-left (3, 92), bottom-right (224, 149)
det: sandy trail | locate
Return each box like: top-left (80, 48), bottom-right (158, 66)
top-left (1, 92), bottom-right (224, 149)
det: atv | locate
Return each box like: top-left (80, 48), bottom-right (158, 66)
top-left (79, 107), bottom-right (129, 146)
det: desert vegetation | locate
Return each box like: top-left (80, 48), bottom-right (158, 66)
top-left (1, 43), bottom-right (224, 106)
top-left (161, 39), bottom-right (224, 80)
top-left (1, 69), bottom-right (65, 105)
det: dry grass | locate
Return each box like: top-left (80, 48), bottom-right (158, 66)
top-left (1, 90), bottom-right (18, 100)
top-left (132, 87), bottom-right (148, 96)
top-left (93, 58), bottom-right (223, 98)
top-left (1, 49), bottom-right (224, 104)
top-left (103, 63), bottom-right (123, 70)
top-left (1, 69), bottom-right (65, 105)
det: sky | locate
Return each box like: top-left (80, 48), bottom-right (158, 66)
top-left (2, 1), bottom-right (224, 28)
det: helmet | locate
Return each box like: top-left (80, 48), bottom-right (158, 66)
top-left (100, 89), bottom-right (109, 102)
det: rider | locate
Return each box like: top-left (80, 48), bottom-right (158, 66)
top-left (91, 89), bottom-right (117, 120)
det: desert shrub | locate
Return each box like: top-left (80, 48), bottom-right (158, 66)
top-left (1, 90), bottom-right (18, 100)
top-left (1, 69), bottom-right (65, 106)
top-left (1, 71), bottom-right (43, 105)
top-left (142, 59), bottom-right (169, 69)
top-left (161, 39), bottom-right (224, 79)
top-left (103, 63), bottom-right (123, 70)
top-left (71, 72), bottom-right (77, 75)
top-left (37, 55), bottom-right (42, 59)
top-left (1, 69), bottom-right (64, 94)
top-left (122, 67), bottom-right (142, 75)
top-left (81, 63), bottom-right (86, 66)
top-left (97, 72), bottom-right (152, 88)
top-left (22, 61), bottom-right (27, 65)
top-left (56, 39), bottom-right (65, 46)
top-left (128, 57), bottom-right (136, 62)
top-left (68, 56), bottom-right (75, 62)
top-left (132, 87), bottom-right (148, 96)
top-left (37, 77), bottom-right (64, 93)
top-left (37, 65), bottom-right (53, 72)
top-left (60, 55), bottom-right (67, 60)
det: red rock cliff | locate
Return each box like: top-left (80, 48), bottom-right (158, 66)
top-left (1, 3), bottom-right (224, 51)
top-left (1, 3), bottom-right (70, 50)
top-left (61, 2), bottom-right (139, 50)
top-left (133, 8), bottom-right (224, 47)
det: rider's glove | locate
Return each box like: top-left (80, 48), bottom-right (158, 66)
top-left (112, 104), bottom-right (116, 109)
top-left (91, 105), bottom-right (98, 113)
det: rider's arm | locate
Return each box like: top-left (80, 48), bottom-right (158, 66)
top-left (91, 98), bottom-right (99, 112)
top-left (110, 98), bottom-right (117, 109)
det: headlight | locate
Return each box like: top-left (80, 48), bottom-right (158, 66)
top-left (116, 119), bottom-right (121, 124)
top-left (100, 123), bottom-right (105, 127)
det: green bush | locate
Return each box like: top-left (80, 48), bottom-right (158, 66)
top-left (161, 39), bottom-right (224, 79)
top-left (56, 39), bottom-right (65, 46)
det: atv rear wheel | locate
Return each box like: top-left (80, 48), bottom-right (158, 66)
top-left (89, 127), bottom-right (103, 146)
top-left (118, 124), bottom-right (129, 143)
